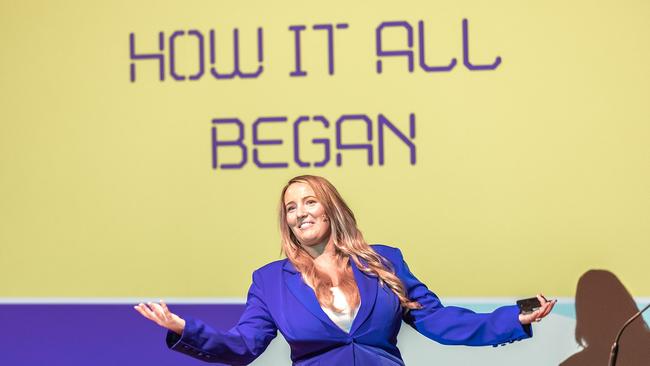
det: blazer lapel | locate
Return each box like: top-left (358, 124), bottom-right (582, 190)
top-left (349, 259), bottom-right (378, 334)
top-left (281, 258), bottom-right (379, 334)
top-left (282, 261), bottom-right (341, 330)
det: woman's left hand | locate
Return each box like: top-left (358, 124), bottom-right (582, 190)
top-left (518, 294), bottom-right (556, 325)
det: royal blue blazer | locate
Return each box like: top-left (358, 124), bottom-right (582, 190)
top-left (166, 245), bottom-right (532, 365)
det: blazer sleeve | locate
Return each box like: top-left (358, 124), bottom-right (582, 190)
top-left (391, 247), bottom-right (532, 346)
top-left (165, 270), bottom-right (278, 365)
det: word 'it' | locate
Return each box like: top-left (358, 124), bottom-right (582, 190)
top-left (211, 113), bottom-right (416, 170)
top-left (129, 19), bottom-right (500, 81)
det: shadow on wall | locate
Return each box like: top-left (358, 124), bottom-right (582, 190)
top-left (560, 270), bottom-right (650, 366)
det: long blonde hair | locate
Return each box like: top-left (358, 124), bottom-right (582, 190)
top-left (279, 175), bottom-right (421, 312)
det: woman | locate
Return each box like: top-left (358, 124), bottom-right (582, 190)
top-left (560, 270), bottom-right (650, 366)
top-left (135, 175), bottom-right (555, 365)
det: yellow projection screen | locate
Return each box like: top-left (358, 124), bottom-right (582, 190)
top-left (1, 0), bottom-right (648, 326)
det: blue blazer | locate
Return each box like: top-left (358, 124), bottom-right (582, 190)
top-left (166, 245), bottom-right (532, 365)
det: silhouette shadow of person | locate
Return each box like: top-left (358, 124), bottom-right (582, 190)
top-left (560, 270), bottom-right (650, 366)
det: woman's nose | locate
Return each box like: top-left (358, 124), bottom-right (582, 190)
top-left (296, 205), bottom-right (308, 218)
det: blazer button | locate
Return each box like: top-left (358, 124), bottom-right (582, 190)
top-left (183, 345), bottom-right (190, 350)
top-left (197, 353), bottom-right (203, 356)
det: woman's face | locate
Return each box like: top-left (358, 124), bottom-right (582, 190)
top-left (284, 182), bottom-right (331, 248)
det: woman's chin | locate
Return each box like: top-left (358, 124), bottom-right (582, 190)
top-left (299, 238), bottom-right (328, 248)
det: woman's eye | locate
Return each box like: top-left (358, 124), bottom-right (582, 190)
top-left (287, 207), bottom-right (295, 212)
top-left (307, 200), bottom-right (316, 205)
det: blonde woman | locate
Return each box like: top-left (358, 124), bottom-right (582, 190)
top-left (135, 175), bottom-right (555, 365)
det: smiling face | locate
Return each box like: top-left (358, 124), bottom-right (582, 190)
top-left (284, 182), bottom-right (331, 249)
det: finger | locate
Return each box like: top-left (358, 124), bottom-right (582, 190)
top-left (149, 302), bottom-right (167, 321)
top-left (537, 300), bottom-right (555, 320)
top-left (142, 302), bottom-right (162, 322)
top-left (537, 293), bottom-right (547, 306)
top-left (133, 304), bottom-right (147, 318)
top-left (535, 305), bottom-right (549, 320)
top-left (540, 300), bottom-right (556, 318)
top-left (160, 300), bottom-right (172, 317)
top-left (134, 303), bottom-right (156, 322)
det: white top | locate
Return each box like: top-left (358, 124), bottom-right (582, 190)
top-left (320, 287), bottom-right (360, 333)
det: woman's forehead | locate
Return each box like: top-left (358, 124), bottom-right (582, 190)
top-left (284, 182), bottom-right (315, 202)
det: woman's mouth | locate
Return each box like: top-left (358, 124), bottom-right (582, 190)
top-left (299, 221), bottom-right (314, 229)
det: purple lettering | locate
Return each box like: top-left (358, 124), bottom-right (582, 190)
top-left (289, 25), bottom-right (307, 77)
top-left (252, 117), bottom-right (289, 168)
top-left (211, 118), bottom-right (247, 169)
top-left (293, 116), bottom-right (331, 167)
top-left (336, 114), bottom-right (373, 166)
top-left (376, 21), bottom-right (414, 73)
top-left (210, 113), bottom-right (417, 170)
top-left (462, 19), bottom-right (501, 70)
top-left (378, 113), bottom-right (416, 165)
top-left (312, 23), bottom-right (349, 75)
top-left (129, 32), bottom-right (165, 82)
top-left (418, 21), bottom-right (456, 72)
top-left (169, 30), bottom-right (205, 81)
top-left (209, 28), bottom-right (264, 79)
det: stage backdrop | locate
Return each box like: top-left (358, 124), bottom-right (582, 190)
top-left (1, 1), bottom-right (648, 365)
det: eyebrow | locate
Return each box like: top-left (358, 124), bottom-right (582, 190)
top-left (284, 195), bottom-right (317, 207)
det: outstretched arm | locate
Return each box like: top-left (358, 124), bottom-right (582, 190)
top-left (518, 294), bottom-right (556, 325)
top-left (389, 247), bottom-right (553, 346)
top-left (134, 270), bottom-right (278, 365)
top-left (134, 300), bottom-right (185, 335)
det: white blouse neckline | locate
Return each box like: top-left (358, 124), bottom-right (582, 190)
top-left (320, 286), bottom-right (360, 333)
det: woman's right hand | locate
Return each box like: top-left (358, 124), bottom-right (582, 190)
top-left (134, 300), bottom-right (186, 335)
